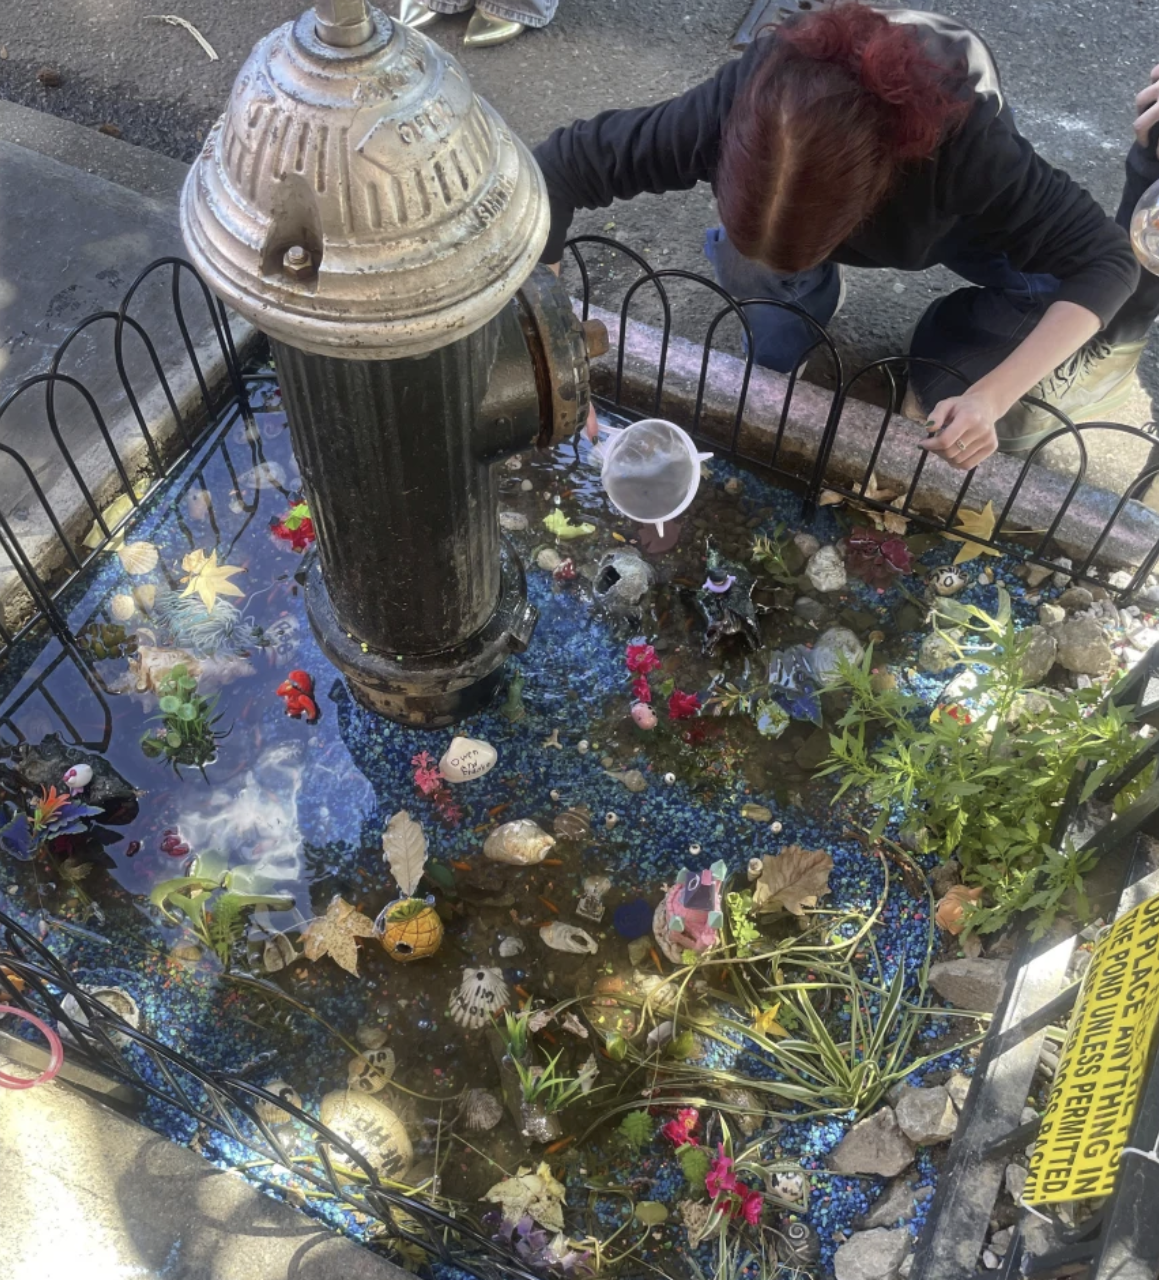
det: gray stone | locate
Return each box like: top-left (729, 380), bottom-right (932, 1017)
top-left (1024, 563), bottom-right (1053, 589)
top-left (895, 1084), bottom-right (958, 1146)
top-left (1057, 586), bottom-right (1095, 612)
top-left (592, 550), bottom-right (654, 612)
top-left (983, 1248), bottom-right (1000, 1269)
top-left (828, 1108), bottom-right (916, 1178)
top-left (810, 626), bottom-right (866, 685)
top-left (899, 1255), bottom-right (914, 1279)
top-left (990, 1228), bottom-right (1013, 1256)
top-left (1108, 570), bottom-right (1134, 590)
top-left (794, 595), bottom-right (831, 626)
top-left (1051, 559), bottom-right (1073, 588)
top-left (1019, 626), bottom-right (1058, 685)
top-left (1005, 1163), bottom-right (1028, 1202)
top-left (929, 958), bottom-right (1009, 1012)
top-left (794, 531), bottom-right (822, 559)
top-left (833, 1228), bottom-right (912, 1280)
top-left (945, 1072), bottom-right (971, 1111)
top-left (858, 1178), bottom-right (921, 1229)
top-left (806, 544), bottom-right (848, 593)
top-left (1055, 617), bottom-right (1115, 675)
top-left (919, 631), bottom-right (960, 673)
top-left (1037, 602), bottom-right (1066, 627)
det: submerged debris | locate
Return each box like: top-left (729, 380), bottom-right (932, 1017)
top-left (539, 921), bottom-right (598, 954)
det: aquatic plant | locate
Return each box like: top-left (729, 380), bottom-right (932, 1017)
top-left (617, 1109), bottom-right (654, 1150)
top-left (845, 527), bottom-right (912, 589)
top-left (493, 1216), bottom-right (592, 1278)
top-left (411, 751), bottom-right (443, 796)
top-left (514, 1050), bottom-right (590, 1114)
top-left (749, 524), bottom-right (799, 586)
top-left (821, 589), bottom-right (1142, 934)
top-left (139, 664), bottom-right (230, 779)
top-left (497, 1008), bottom-right (533, 1062)
top-left (152, 586), bottom-right (264, 657)
top-left (0, 785), bottom-right (102, 861)
top-left (150, 872), bottom-right (293, 967)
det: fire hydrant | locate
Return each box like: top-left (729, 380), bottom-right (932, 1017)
top-left (181, 0), bottom-right (605, 725)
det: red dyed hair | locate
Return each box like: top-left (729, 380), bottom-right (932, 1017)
top-left (717, 3), bottom-right (971, 273)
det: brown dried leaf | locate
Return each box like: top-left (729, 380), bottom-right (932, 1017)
top-left (751, 846), bottom-right (833, 916)
top-left (301, 895), bottom-right (377, 976)
top-left (935, 884), bottom-right (984, 936)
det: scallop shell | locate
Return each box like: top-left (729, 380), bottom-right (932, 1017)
top-left (132, 584), bottom-right (157, 613)
top-left (459, 1088), bottom-right (504, 1132)
top-left (348, 1047), bottom-right (397, 1094)
top-left (118, 541), bottom-right (159, 576)
top-left (109, 594), bottom-right (136, 622)
top-left (319, 1090), bottom-right (413, 1180)
top-left (253, 1080), bottom-right (302, 1126)
top-left (484, 819), bottom-right (556, 866)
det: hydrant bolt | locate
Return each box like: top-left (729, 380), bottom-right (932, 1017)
top-left (282, 245), bottom-right (314, 280)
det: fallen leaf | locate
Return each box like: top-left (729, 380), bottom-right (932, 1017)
top-left (751, 1002), bottom-right (789, 1038)
top-left (542, 509), bottom-right (596, 539)
top-left (301, 895), bottom-right (377, 976)
top-left (751, 846), bottom-right (833, 916)
top-left (381, 810), bottom-right (428, 899)
top-left (482, 1163), bottom-right (566, 1232)
top-left (145, 13), bottom-right (219, 60)
top-left (263, 931), bottom-right (298, 973)
top-left (943, 501), bottom-right (1002, 565)
top-left (180, 548), bottom-right (246, 612)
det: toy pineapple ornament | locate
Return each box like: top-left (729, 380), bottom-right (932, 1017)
top-left (376, 810), bottom-right (443, 962)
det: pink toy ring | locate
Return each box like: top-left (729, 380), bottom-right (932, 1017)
top-left (0, 1005), bottom-right (65, 1089)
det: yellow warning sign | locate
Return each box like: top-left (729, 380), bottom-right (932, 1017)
top-left (1024, 894), bottom-right (1159, 1204)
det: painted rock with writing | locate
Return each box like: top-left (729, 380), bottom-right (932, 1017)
top-left (439, 736), bottom-right (497, 783)
top-left (319, 1090), bottom-right (412, 1180)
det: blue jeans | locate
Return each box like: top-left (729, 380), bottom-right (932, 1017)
top-left (704, 226), bottom-right (1060, 447)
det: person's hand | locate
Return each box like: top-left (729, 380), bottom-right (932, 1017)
top-left (1135, 62), bottom-right (1159, 151)
top-left (917, 389), bottom-right (1003, 471)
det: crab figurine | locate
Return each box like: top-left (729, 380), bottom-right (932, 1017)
top-left (692, 541), bottom-right (762, 656)
top-left (653, 859), bottom-right (728, 963)
top-left (276, 670), bottom-right (319, 722)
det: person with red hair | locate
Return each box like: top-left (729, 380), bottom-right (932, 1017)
top-left (536, 4), bottom-right (1155, 468)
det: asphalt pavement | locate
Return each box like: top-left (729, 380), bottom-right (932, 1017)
top-left (0, 0), bottom-right (1155, 427)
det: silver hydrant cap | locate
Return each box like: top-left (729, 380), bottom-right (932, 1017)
top-left (180, 4), bottom-right (549, 359)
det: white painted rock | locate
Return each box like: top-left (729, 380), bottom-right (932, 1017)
top-left (806, 545), bottom-right (847, 593)
top-left (484, 819), bottom-right (556, 865)
top-left (439, 736), bottom-right (497, 783)
top-left (319, 1090), bottom-right (412, 1180)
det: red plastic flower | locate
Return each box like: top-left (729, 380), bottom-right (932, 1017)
top-left (271, 502), bottom-right (316, 552)
top-left (411, 751), bottom-right (444, 796)
top-left (661, 1107), bottom-right (700, 1146)
top-left (739, 1189), bottom-right (763, 1226)
top-left (706, 1147), bottom-right (738, 1198)
top-left (625, 643), bottom-right (661, 675)
top-left (845, 527), bottom-right (912, 590)
top-left (668, 689), bottom-right (701, 721)
top-left (631, 675), bottom-right (652, 704)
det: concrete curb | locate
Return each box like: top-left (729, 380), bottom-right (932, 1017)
top-left (582, 301), bottom-right (1159, 573)
top-left (0, 1052), bottom-right (411, 1280)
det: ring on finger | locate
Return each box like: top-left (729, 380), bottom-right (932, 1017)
top-left (955, 439), bottom-right (967, 452)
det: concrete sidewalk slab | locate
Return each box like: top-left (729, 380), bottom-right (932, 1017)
top-left (0, 1053), bottom-right (411, 1280)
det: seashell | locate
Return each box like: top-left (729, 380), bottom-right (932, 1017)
top-left (132, 584), bottom-right (157, 613)
top-left (438, 736), bottom-right (497, 783)
top-left (630, 702), bottom-right (657, 730)
top-left (771, 821), bottom-right (783, 834)
top-left (110, 594), bottom-right (136, 622)
top-left (498, 936), bottom-right (525, 958)
top-left (357, 1024), bottom-right (389, 1051)
top-left (449, 967), bottom-right (510, 1029)
top-left (553, 806), bottom-right (592, 841)
top-left (348, 1047), bottom-right (396, 1094)
top-left (118, 541), bottom-right (159, 576)
top-left (62, 764), bottom-right (93, 791)
top-left (606, 769), bottom-right (647, 793)
top-left (777, 1220), bottom-right (819, 1267)
top-left (747, 857), bottom-right (764, 881)
top-left (936, 884), bottom-right (984, 935)
top-left (484, 819), bottom-right (556, 866)
top-left (605, 812), bottom-right (619, 828)
top-left (253, 1080), bottom-right (302, 1126)
top-left (59, 985), bottom-right (141, 1047)
top-left (319, 1090), bottom-right (412, 1180)
top-left (664, 772), bottom-right (676, 786)
top-left (539, 921), bottom-right (598, 955)
top-left (459, 1087), bottom-right (504, 1132)
top-left (933, 566), bottom-right (968, 596)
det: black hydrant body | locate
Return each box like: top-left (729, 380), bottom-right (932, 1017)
top-left (180, 0), bottom-right (600, 725)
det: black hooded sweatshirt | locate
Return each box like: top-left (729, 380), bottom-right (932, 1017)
top-left (533, 9), bottom-right (1142, 330)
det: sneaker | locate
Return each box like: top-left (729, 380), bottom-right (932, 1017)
top-left (996, 337), bottom-right (1147, 451)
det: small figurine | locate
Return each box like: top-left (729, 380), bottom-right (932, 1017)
top-left (692, 541), bottom-right (762, 656)
top-left (653, 859), bottom-right (728, 962)
top-left (377, 810), bottom-right (444, 963)
top-left (276, 670), bottom-right (318, 722)
top-left (62, 764), bottom-right (94, 792)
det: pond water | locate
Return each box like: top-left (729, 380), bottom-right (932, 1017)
top-left (0, 377), bottom-right (1142, 1277)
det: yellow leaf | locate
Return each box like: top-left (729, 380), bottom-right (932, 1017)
top-left (301, 895), bottom-right (378, 976)
top-left (180, 548), bottom-right (246, 612)
top-left (752, 1003), bottom-right (789, 1038)
top-left (942, 501), bottom-right (1002, 565)
top-left (542, 509), bottom-right (595, 540)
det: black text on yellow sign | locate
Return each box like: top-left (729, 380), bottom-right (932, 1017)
top-left (1024, 894), bottom-right (1159, 1205)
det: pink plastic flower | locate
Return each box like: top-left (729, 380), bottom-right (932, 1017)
top-left (661, 1107), bottom-right (699, 1146)
top-left (411, 751), bottom-right (444, 796)
top-left (667, 689), bottom-right (701, 721)
top-left (625, 643), bottom-right (661, 675)
top-left (739, 1189), bottom-right (763, 1226)
top-left (706, 1147), bottom-right (738, 1198)
top-left (631, 674), bottom-right (652, 704)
